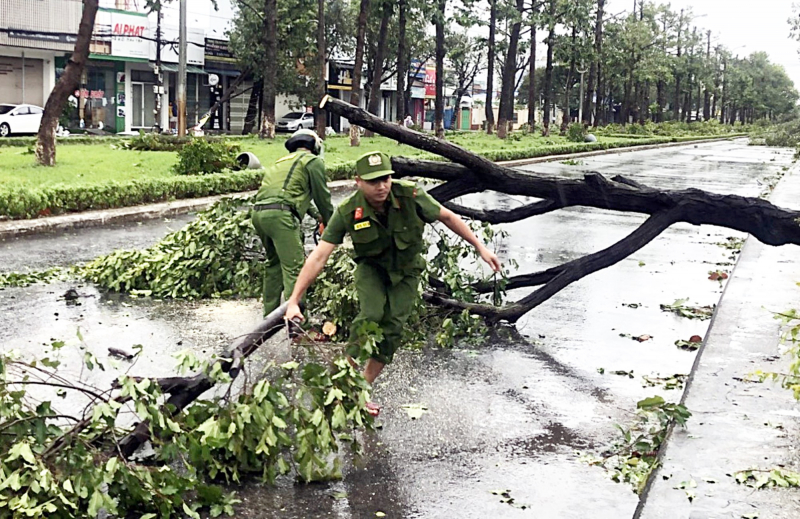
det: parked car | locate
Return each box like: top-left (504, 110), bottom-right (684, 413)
top-left (0, 104), bottom-right (44, 137)
top-left (275, 111), bottom-right (314, 132)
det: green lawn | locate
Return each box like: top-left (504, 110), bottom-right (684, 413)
top-left (0, 132), bottom-right (581, 189)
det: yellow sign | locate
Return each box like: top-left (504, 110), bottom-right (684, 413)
top-left (354, 221), bottom-right (371, 230)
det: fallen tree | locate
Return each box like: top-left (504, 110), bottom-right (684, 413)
top-left (320, 95), bottom-right (800, 323)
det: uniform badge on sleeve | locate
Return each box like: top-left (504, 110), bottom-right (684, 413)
top-left (354, 206), bottom-right (364, 220)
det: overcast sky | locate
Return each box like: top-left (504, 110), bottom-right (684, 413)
top-left (607, 0), bottom-right (800, 90)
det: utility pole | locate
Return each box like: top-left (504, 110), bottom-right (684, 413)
top-left (703, 30), bottom-right (711, 121)
top-left (577, 61), bottom-right (588, 123)
top-left (154, 5), bottom-right (163, 132)
top-left (177, 0), bottom-right (187, 136)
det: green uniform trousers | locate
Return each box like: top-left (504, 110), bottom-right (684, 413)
top-left (347, 262), bottom-right (421, 365)
top-left (251, 209), bottom-right (304, 316)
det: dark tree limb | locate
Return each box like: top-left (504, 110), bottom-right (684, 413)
top-left (425, 208), bottom-right (681, 323)
top-left (444, 199), bottom-right (564, 224)
top-left (117, 303), bottom-right (289, 458)
top-left (390, 158), bottom-right (800, 248)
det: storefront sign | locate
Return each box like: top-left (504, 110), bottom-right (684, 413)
top-left (7, 30), bottom-right (77, 45)
top-left (329, 62), bottom-right (354, 91)
top-left (74, 89), bottom-right (106, 100)
top-left (205, 38), bottom-right (236, 63)
top-left (93, 9), bottom-right (150, 60)
top-left (424, 66), bottom-right (436, 97)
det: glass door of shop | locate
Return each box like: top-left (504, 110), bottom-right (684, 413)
top-left (131, 82), bottom-right (156, 129)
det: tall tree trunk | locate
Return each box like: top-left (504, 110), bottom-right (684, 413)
top-left (560, 24), bottom-right (577, 134)
top-left (591, 0), bottom-right (605, 127)
top-left (527, 20), bottom-right (537, 129)
top-left (366, 1), bottom-right (392, 137)
top-left (719, 58), bottom-right (727, 124)
top-left (434, 0), bottom-right (446, 138)
top-left (542, 0), bottom-right (556, 136)
top-left (498, 0), bottom-right (524, 139)
top-left (315, 0), bottom-right (327, 139)
top-left (485, 0), bottom-right (497, 134)
top-left (673, 10), bottom-right (683, 121)
top-left (349, 0), bottom-right (371, 146)
top-left (243, 78), bottom-right (262, 134)
top-left (36, 0), bottom-right (99, 166)
top-left (640, 80), bottom-right (649, 124)
top-left (396, 0), bottom-right (407, 123)
top-left (259, 0), bottom-right (277, 139)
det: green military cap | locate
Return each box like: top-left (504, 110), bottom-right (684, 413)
top-left (356, 151), bottom-right (393, 180)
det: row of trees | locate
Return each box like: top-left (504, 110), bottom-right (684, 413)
top-left (34, 0), bottom-right (800, 165)
top-left (228, 0), bottom-right (798, 144)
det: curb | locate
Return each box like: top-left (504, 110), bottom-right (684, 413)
top-left (0, 137), bottom-right (743, 239)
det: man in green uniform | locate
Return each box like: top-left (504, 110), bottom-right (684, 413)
top-left (252, 129), bottom-right (334, 316)
top-left (285, 151), bottom-right (501, 414)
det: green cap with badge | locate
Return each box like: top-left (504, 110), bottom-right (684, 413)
top-left (356, 151), bottom-right (394, 180)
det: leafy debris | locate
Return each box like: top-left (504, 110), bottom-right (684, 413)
top-left (660, 299), bottom-right (714, 320)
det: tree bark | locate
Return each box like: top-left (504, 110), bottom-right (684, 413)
top-left (259, 0), bottom-right (277, 139)
top-left (527, 20), bottom-right (537, 129)
top-left (396, 0), bottom-right (408, 123)
top-left (434, 0), bottom-right (446, 138)
top-left (542, 0), bottom-right (556, 136)
top-left (315, 0), bottom-right (327, 139)
top-left (36, 0), bottom-right (99, 166)
top-left (243, 78), bottom-right (262, 134)
top-left (485, 0), bottom-right (497, 134)
top-left (498, 0), bottom-right (524, 139)
top-left (366, 1), bottom-right (392, 137)
top-left (560, 24), bottom-right (577, 134)
top-left (592, 0), bottom-right (605, 127)
top-left (349, 0), bottom-right (371, 146)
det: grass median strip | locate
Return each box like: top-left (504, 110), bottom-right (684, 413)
top-left (0, 132), bottom-right (744, 220)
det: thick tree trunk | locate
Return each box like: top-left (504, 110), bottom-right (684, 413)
top-left (259, 0), bottom-right (277, 139)
top-left (396, 0), bottom-right (407, 123)
top-left (485, 0), bottom-right (497, 134)
top-left (243, 78), bottom-right (262, 134)
top-left (542, 0), bottom-right (556, 136)
top-left (349, 0), bottom-right (371, 146)
top-left (434, 0), bottom-right (446, 138)
top-left (366, 1), bottom-right (392, 137)
top-left (498, 0), bottom-right (524, 139)
top-left (36, 0), bottom-right (99, 166)
top-left (315, 0), bottom-right (327, 139)
top-left (527, 21), bottom-right (537, 129)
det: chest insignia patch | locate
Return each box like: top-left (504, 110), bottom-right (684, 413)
top-left (354, 221), bottom-right (371, 230)
top-left (354, 206), bottom-right (364, 220)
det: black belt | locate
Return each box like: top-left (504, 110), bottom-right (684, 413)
top-left (253, 203), bottom-right (301, 220)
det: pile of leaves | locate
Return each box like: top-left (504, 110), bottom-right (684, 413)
top-left (660, 298), bottom-right (715, 320)
top-left (581, 395), bottom-right (691, 494)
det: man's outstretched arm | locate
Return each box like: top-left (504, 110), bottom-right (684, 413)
top-left (285, 240), bottom-right (337, 321)
top-left (437, 207), bottom-right (502, 272)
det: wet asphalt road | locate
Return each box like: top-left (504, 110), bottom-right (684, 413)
top-left (0, 139), bottom-right (796, 518)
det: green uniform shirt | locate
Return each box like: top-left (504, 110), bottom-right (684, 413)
top-left (322, 180), bottom-right (442, 283)
top-left (254, 151), bottom-right (334, 224)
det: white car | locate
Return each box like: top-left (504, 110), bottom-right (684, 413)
top-left (275, 111), bottom-right (315, 133)
top-left (0, 104), bottom-right (44, 137)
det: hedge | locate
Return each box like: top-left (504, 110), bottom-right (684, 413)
top-left (0, 134), bottom-right (266, 148)
top-left (0, 170), bottom-right (263, 219)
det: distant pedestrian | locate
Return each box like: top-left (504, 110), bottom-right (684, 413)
top-left (404, 114), bottom-right (414, 128)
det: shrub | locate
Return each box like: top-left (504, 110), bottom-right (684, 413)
top-left (566, 123), bottom-right (588, 143)
top-left (124, 131), bottom-right (191, 152)
top-left (172, 138), bottom-right (241, 175)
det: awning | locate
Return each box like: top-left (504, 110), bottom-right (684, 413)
top-left (204, 67), bottom-right (241, 77)
top-left (160, 64), bottom-right (207, 74)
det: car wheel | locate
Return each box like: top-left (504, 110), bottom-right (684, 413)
top-left (0, 123), bottom-right (9, 137)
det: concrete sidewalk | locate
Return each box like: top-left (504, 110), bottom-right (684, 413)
top-left (636, 170), bottom-right (800, 517)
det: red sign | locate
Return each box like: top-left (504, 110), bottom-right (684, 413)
top-left (74, 89), bottom-right (106, 99)
top-left (113, 23), bottom-right (146, 37)
top-left (424, 66), bottom-right (436, 97)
